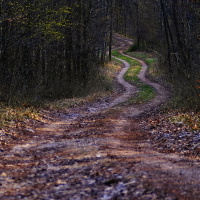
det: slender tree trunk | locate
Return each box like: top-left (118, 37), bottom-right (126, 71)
top-left (109, 0), bottom-right (113, 61)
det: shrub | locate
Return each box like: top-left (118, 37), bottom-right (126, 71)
top-left (127, 44), bottom-right (139, 52)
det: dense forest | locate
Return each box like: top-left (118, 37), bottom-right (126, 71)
top-left (0, 0), bottom-right (200, 106)
top-left (115, 0), bottom-right (200, 107)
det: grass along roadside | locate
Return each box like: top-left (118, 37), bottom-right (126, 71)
top-left (112, 51), bottom-right (155, 104)
top-left (0, 61), bottom-right (121, 133)
top-left (125, 51), bottom-right (161, 79)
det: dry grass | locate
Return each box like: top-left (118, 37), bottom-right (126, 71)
top-left (168, 111), bottom-right (200, 131)
top-left (0, 106), bottom-right (41, 128)
top-left (100, 62), bottom-right (121, 83)
top-left (45, 91), bottom-right (111, 110)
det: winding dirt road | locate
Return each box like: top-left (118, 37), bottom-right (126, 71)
top-left (0, 35), bottom-right (200, 200)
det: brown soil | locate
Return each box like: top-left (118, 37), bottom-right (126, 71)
top-left (0, 35), bottom-right (199, 200)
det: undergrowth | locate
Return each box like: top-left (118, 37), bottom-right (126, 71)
top-left (126, 51), bottom-right (200, 110)
top-left (0, 61), bottom-right (122, 130)
top-left (168, 111), bottom-right (200, 131)
top-left (0, 106), bottom-right (41, 128)
top-left (44, 61), bottom-right (121, 110)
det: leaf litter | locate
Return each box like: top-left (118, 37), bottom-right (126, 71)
top-left (141, 110), bottom-right (200, 158)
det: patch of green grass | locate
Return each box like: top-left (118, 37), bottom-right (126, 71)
top-left (126, 52), bottom-right (147, 59)
top-left (113, 50), bottom-right (156, 104)
top-left (111, 50), bottom-right (121, 57)
top-left (129, 84), bottom-right (155, 104)
top-left (126, 52), bottom-right (157, 64)
top-left (125, 64), bottom-right (155, 104)
top-left (111, 56), bottom-right (124, 65)
top-left (146, 58), bottom-right (157, 64)
top-left (124, 65), bottom-right (141, 82)
top-left (112, 51), bottom-right (140, 66)
top-left (126, 52), bottom-right (160, 78)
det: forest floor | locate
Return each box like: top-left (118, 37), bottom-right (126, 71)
top-left (0, 35), bottom-right (200, 200)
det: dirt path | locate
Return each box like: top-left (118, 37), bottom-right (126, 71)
top-left (0, 35), bottom-right (200, 200)
top-left (120, 52), bottom-right (170, 117)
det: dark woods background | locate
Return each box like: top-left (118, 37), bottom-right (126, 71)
top-left (0, 0), bottom-right (199, 106)
top-left (0, 0), bottom-right (111, 104)
top-left (115, 0), bottom-right (200, 106)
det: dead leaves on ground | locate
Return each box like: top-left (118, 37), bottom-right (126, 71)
top-left (141, 111), bottom-right (200, 157)
top-left (0, 107), bottom-right (44, 149)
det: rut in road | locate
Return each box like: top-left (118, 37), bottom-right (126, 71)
top-left (0, 35), bottom-right (200, 200)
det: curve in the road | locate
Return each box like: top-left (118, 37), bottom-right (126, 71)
top-left (110, 35), bottom-right (170, 117)
top-left (119, 52), bottom-right (170, 117)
